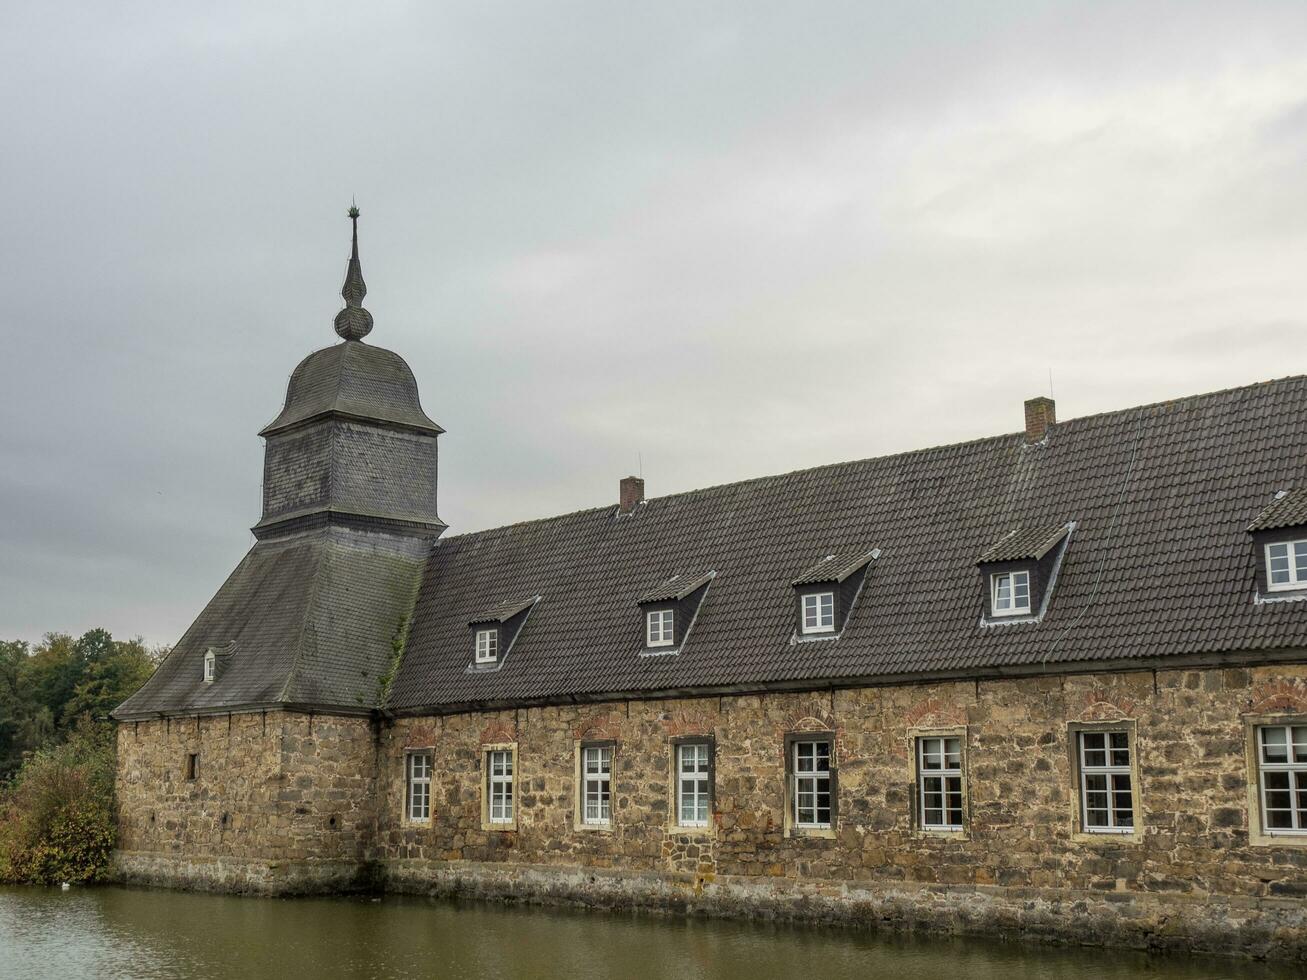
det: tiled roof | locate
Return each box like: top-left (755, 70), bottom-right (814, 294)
top-left (468, 595), bottom-right (540, 625)
top-left (976, 524), bottom-right (1071, 564)
top-left (388, 376), bottom-right (1307, 713)
top-left (1247, 489), bottom-right (1307, 533)
top-left (792, 550), bottom-right (878, 586)
top-left (637, 571), bottom-right (717, 604)
top-left (114, 527), bottom-right (427, 719)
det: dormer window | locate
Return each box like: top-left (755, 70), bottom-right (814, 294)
top-left (1266, 540), bottom-right (1307, 591)
top-left (636, 570), bottom-right (715, 655)
top-left (475, 627), bottom-right (499, 664)
top-left (646, 609), bottom-right (674, 647)
top-left (1246, 492), bottom-right (1307, 600)
top-left (466, 595), bottom-right (541, 671)
top-left (990, 571), bottom-right (1031, 616)
top-left (801, 592), bottom-right (835, 634)
top-left (203, 650), bottom-right (216, 683)
top-left (976, 524), bottom-right (1072, 623)
top-left (790, 550), bottom-right (878, 641)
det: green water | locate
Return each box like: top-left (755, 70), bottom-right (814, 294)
top-left (0, 885), bottom-right (1296, 979)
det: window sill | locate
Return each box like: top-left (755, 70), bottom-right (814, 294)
top-left (1249, 828), bottom-right (1307, 847)
top-left (573, 822), bottom-right (616, 834)
top-left (482, 821), bottom-right (518, 833)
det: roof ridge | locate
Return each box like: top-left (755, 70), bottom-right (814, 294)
top-left (438, 373), bottom-right (1307, 546)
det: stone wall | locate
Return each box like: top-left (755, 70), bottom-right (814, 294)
top-left (114, 710), bottom-right (379, 894)
top-left (374, 664), bottom-right (1307, 960)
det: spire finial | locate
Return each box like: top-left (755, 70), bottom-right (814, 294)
top-left (334, 203), bottom-right (373, 341)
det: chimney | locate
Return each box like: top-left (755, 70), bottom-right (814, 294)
top-left (619, 475), bottom-right (645, 514)
top-left (1024, 396), bottom-right (1056, 442)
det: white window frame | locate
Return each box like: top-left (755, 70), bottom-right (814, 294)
top-left (646, 609), bottom-right (674, 648)
top-left (791, 738), bottom-right (833, 829)
top-left (1256, 724), bottom-right (1307, 835)
top-left (990, 570), bottom-right (1032, 616)
top-left (475, 627), bottom-right (499, 664)
top-left (581, 744), bottom-right (612, 827)
top-left (405, 751), bottom-right (432, 822)
top-left (800, 592), bottom-right (836, 634)
top-left (1077, 730), bottom-right (1134, 834)
top-left (676, 742), bottom-right (711, 828)
top-left (1265, 541), bottom-right (1307, 592)
top-left (917, 736), bottom-right (964, 832)
top-left (203, 651), bottom-right (215, 683)
top-left (487, 749), bottom-right (514, 825)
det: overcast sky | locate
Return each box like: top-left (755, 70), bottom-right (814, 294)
top-left (4, 1), bottom-right (1307, 647)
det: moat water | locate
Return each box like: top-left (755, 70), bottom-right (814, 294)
top-left (0, 884), bottom-right (1299, 980)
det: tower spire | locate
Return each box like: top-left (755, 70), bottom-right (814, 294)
top-left (334, 204), bottom-right (374, 341)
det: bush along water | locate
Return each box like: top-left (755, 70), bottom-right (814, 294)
top-left (0, 721), bottom-right (117, 884)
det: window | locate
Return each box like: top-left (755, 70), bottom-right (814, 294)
top-left (475, 628), bottom-right (499, 664)
top-left (1266, 541), bottom-right (1307, 591)
top-left (185, 753), bottom-right (199, 781)
top-left (581, 744), bottom-right (612, 826)
top-left (791, 738), bottom-right (833, 829)
top-left (203, 651), bottom-right (215, 683)
top-left (991, 570), bottom-right (1031, 616)
top-left (1077, 731), bottom-right (1134, 833)
top-left (1257, 725), bottom-right (1307, 834)
top-left (800, 592), bottom-right (835, 634)
top-left (406, 751), bottom-right (432, 822)
top-left (677, 742), bottom-right (711, 828)
top-left (487, 749), bottom-right (514, 825)
top-left (646, 609), bottom-right (674, 648)
top-left (917, 736), bottom-right (963, 831)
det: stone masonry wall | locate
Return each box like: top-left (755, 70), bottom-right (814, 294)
top-left (115, 710), bottom-right (378, 893)
top-left (375, 664), bottom-right (1307, 960)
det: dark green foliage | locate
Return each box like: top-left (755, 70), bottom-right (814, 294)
top-left (0, 723), bottom-right (117, 883)
top-left (0, 628), bottom-right (163, 883)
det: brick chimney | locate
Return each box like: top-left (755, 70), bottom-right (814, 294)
top-left (1024, 396), bottom-right (1056, 442)
top-left (619, 476), bottom-right (645, 514)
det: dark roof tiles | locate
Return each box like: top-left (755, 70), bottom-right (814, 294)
top-left (792, 550), bottom-right (878, 585)
top-left (1247, 489), bottom-right (1307, 533)
top-left (637, 571), bottom-right (717, 603)
top-left (389, 376), bottom-right (1307, 713)
top-left (977, 524), bottom-right (1072, 564)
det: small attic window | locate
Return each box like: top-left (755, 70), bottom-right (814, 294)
top-left (646, 609), bottom-right (674, 647)
top-left (1266, 540), bottom-right (1307, 591)
top-left (475, 628), bottom-right (500, 664)
top-left (991, 571), bottom-right (1031, 616)
top-left (800, 592), bottom-right (835, 634)
top-left (203, 650), bottom-right (216, 683)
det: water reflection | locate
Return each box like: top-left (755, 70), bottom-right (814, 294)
top-left (0, 885), bottom-right (1296, 980)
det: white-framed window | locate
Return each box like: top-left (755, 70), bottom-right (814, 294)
top-left (203, 650), bottom-right (216, 683)
top-left (677, 742), bottom-right (711, 828)
top-left (1257, 724), bottom-right (1307, 834)
top-left (475, 628), bottom-right (499, 664)
top-left (487, 749), bottom-right (514, 825)
top-left (791, 738), bottom-right (833, 828)
top-left (582, 744), bottom-right (612, 826)
top-left (917, 736), bottom-right (963, 831)
top-left (1266, 541), bottom-right (1307, 591)
top-left (646, 609), bottom-right (674, 647)
top-left (406, 751), bottom-right (432, 822)
top-left (1078, 731), bottom-right (1134, 833)
top-left (991, 570), bottom-right (1032, 616)
top-left (800, 592), bottom-right (835, 634)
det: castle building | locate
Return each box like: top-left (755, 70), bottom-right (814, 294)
top-left (114, 212), bottom-right (1307, 961)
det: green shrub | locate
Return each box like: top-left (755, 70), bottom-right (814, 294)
top-left (0, 722), bottom-right (116, 884)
